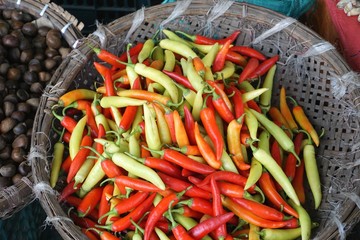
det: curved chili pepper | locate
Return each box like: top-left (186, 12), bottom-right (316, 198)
top-left (85, 104), bottom-right (98, 138)
top-left (172, 223), bottom-right (195, 240)
top-left (101, 158), bottom-right (124, 178)
top-left (88, 228), bottom-right (118, 240)
top-left (175, 30), bottom-right (240, 45)
top-left (77, 187), bottom-right (103, 217)
top-left (289, 97), bottom-right (320, 147)
top-left (50, 129), bottom-right (65, 188)
top-left (58, 180), bottom-right (80, 202)
top-left (152, 103), bottom-right (172, 146)
top-left (188, 212), bottom-right (234, 239)
top-left (238, 57), bottom-right (259, 83)
top-left (212, 90), bottom-right (235, 123)
top-left (158, 172), bottom-right (212, 200)
top-left (231, 198), bottom-right (286, 221)
top-left (212, 39), bottom-right (232, 72)
top-left (81, 228), bottom-right (98, 240)
top-left (222, 196), bottom-right (291, 229)
top-left (230, 46), bottom-right (266, 61)
top-left (258, 171), bottom-right (299, 218)
top-left (225, 50), bottom-right (247, 67)
top-left (194, 122), bottom-right (221, 169)
top-left (58, 89), bottom-right (97, 107)
top-left (193, 56), bottom-right (206, 78)
top-left (61, 155), bottom-right (72, 173)
top-left (183, 105), bottom-right (197, 145)
top-left (102, 192), bottom-right (156, 232)
top-left (210, 177), bottom-right (227, 239)
top-left (144, 192), bottom-right (183, 240)
top-left (248, 55), bottom-right (279, 80)
top-left (207, 80), bottom-right (233, 113)
top-left (112, 175), bottom-right (162, 192)
top-left (67, 135), bottom-right (93, 183)
top-left (162, 70), bottom-right (196, 92)
top-left (268, 106), bottom-right (292, 138)
top-left (288, 199), bottom-right (312, 240)
top-left (69, 211), bottom-right (97, 229)
top-left (52, 110), bottom-right (78, 133)
top-left (99, 191), bottom-right (149, 223)
top-left (147, 148), bottom-right (216, 175)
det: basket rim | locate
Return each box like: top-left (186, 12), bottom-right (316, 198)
top-left (31, 1), bottom-right (359, 239)
top-left (0, 0), bottom-right (84, 220)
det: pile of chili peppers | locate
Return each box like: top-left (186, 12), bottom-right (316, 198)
top-left (50, 29), bottom-right (322, 240)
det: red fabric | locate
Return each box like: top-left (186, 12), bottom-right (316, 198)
top-left (325, 0), bottom-right (360, 72)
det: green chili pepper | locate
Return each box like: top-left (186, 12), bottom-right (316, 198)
top-left (112, 152), bottom-right (165, 190)
top-left (220, 148), bottom-right (239, 174)
top-left (159, 39), bottom-right (197, 59)
top-left (186, 57), bottom-right (205, 92)
top-left (74, 156), bottom-right (96, 186)
top-left (302, 134), bottom-right (322, 209)
top-left (259, 64), bottom-right (277, 114)
top-left (191, 87), bottom-right (205, 121)
top-left (249, 109), bottom-right (300, 161)
top-left (242, 88), bottom-right (269, 103)
top-left (69, 115), bottom-right (87, 160)
top-left (50, 129), bottom-right (65, 188)
top-left (245, 157), bottom-right (262, 191)
top-left (202, 43), bottom-right (220, 67)
top-left (155, 227), bottom-right (170, 240)
top-left (134, 63), bottom-right (179, 103)
top-left (244, 108), bottom-right (259, 141)
top-left (289, 199), bottom-right (312, 240)
top-left (163, 49), bottom-right (176, 72)
top-left (259, 222), bottom-right (319, 240)
top-left (129, 134), bottom-right (141, 158)
top-left (138, 38), bottom-right (155, 63)
top-left (213, 61), bottom-right (235, 80)
top-left (151, 45), bottom-right (164, 62)
top-left (143, 103), bottom-right (162, 157)
top-left (162, 29), bottom-right (193, 47)
top-left (100, 96), bottom-right (147, 108)
top-left (250, 144), bottom-right (300, 206)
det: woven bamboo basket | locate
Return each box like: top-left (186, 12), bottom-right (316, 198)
top-left (31, 0), bottom-right (360, 239)
top-left (0, 0), bottom-right (83, 219)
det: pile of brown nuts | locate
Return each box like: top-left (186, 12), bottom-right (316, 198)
top-left (0, 9), bottom-right (71, 188)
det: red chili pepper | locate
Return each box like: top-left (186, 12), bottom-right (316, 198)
top-left (81, 228), bottom-right (98, 240)
top-left (193, 56), bottom-right (206, 77)
top-left (96, 123), bottom-right (106, 154)
top-left (173, 63), bottom-right (183, 75)
top-left (231, 198), bottom-right (286, 221)
top-left (176, 206), bottom-right (204, 219)
top-left (183, 105), bottom-right (197, 145)
top-left (212, 91), bottom-right (235, 123)
top-left (151, 148), bottom-right (216, 175)
top-left (176, 30), bottom-right (240, 45)
top-left (60, 155), bottom-right (71, 173)
top-left (162, 70), bottom-right (196, 92)
top-left (207, 80), bottom-right (233, 115)
top-left (188, 212), bottom-right (234, 239)
top-left (141, 156), bottom-right (182, 179)
top-left (88, 228), bottom-right (119, 240)
top-left (292, 159), bottom-right (306, 204)
top-left (210, 177), bottom-right (227, 239)
top-left (212, 39), bottom-right (232, 72)
top-left (94, 61), bottom-right (110, 77)
top-left (172, 224), bottom-right (195, 240)
top-left (162, 107), bottom-right (176, 144)
top-left (247, 55), bottom-right (279, 79)
top-left (222, 196), bottom-right (290, 229)
top-left (271, 140), bottom-right (283, 167)
top-left (238, 57), bottom-right (259, 83)
top-left (118, 83), bottom-right (141, 133)
top-left (77, 187), bottom-right (103, 217)
top-left (53, 112), bottom-right (78, 133)
top-left (284, 132), bottom-right (304, 181)
top-left (258, 171), bottom-right (299, 218)
top-left (101, 158), bottom-right (124, 178)
top-left (69, 212), bottom-right (97, 229)
top-left (106, 192), bottom-right (156, 232)
top-left (99, 191), bottom-right (149, 223)
top-left (180, 197), bottom-right (213, 216)
top-left (194, 122), bottom-right (221, 169)
top-left (113, 175), bottom-right (162, 192)
top-left (225, 50), bottom-right (247, 67)
top-left (59, 180), bottom-right (81, 202)
top-left (98, 184), bottom-right (114, 225)
top-left (85, 104), bottom-right (98, 138)
top-left (158, 172), bottom-right (212, 200)
top-left (225, 86), bottom-right (244, 119)
top-left (67, 135), bottom-right (93, 183)
top-left (144, 192), bottom-right (183, 240)
top-left (230, 46), bottom-right (266, 61)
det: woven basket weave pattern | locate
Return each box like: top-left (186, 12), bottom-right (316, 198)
top-left (32, 1), bottom-right (359, 239)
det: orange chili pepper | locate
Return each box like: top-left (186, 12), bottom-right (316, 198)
top-left (173, 109), bottom-right (190, 148)
top-left (193, 56), bottom-right (206, 78)
top-left (280, 87), bottom-right (298, 131)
